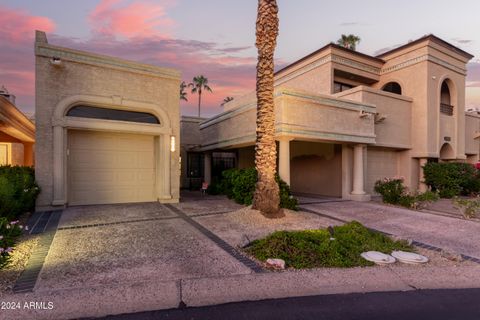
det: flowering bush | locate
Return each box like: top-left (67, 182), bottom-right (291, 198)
top-left (375, 178), bottom-right (439, 209)
top-left (0, 166), bottom-right (40, 220)
top-left (0, 217), bottom-right (24, 268)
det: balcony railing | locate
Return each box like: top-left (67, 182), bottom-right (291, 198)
top-left (440, 103), bottom-right (454, 116)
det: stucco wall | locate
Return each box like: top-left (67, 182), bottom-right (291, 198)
top-left (465, 114), bottom-right (480, 156)
top-left (10, 143), bottom-right (24, 166)
top-left (35, 32), bottom-right (180, 208)
top-left (366, 147), bottom-right (398, 194)
top-left (238, 146), bottom-right (255, 169)
top-left (290, 142), bottom-right (342, 197)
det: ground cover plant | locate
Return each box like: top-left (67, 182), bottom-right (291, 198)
top-left (244, 221), bottom-right (412, 269)
top-left (0, 218), bottom-right (24, 268)
top-left (453, 196), bottom-right (480, 219)
top-left (208, 168), bottom-right (298, 210)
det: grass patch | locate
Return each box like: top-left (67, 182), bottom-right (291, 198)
top-left (244, 221), bottom-right (413, 269)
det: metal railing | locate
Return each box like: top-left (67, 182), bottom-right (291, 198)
top-left (440, 103), bottom-right (454, 116)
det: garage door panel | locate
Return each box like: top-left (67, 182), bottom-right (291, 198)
top-left (68, 130), bottom-right (156, 205)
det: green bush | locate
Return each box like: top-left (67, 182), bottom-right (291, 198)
top-left (374, 178), bottom-right (405, 204)
top-left (245, 221), bottom-right (413, 269)
top-left (423, 162), bottom-right (480, 198)
top-left (0, 166), bottom-right (40, 220)
top-left (0, 217), bottom-right (23, 268)
top-left (210, 168), bottom-right (298, 210)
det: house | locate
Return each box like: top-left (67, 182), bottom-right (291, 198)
top-left (34, 31), bottom-right (181, 210)
top-left (181, 34), bottom-right (478, 200)
top-left (0, 86), bottom-right (35, 167)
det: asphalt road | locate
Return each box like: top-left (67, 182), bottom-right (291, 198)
top-left (92, 288), bottom-right (480, 320)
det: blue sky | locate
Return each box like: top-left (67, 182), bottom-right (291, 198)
top-left (1, 0), bottom-right (479, 115)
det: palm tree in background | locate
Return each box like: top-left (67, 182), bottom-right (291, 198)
top-left (337, 34), bottom-right (361, 51)
top-left (252, 0), bottom-right (281, 217)
top-left (189, 76), bottom-right (212, 117)
top-left (221, 96), bottom-right (234, 106)
top-left (180, 81), bottom-right (188, 101)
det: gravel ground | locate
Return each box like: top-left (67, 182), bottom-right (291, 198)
top-left (0, 234), bottom-right (39, 296)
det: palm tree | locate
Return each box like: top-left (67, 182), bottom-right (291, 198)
top-left (189, 76), bottom-right (212, 117)
top-left (180, 81), bottom-right (188, 102)
top-left (337, 34), bottom-right (361, 51)
top-left (252, 0), bottom-right (281, 217)
top-left (221, 96), bottom-right (234, 106)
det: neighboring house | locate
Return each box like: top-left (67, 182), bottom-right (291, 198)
top-left (181, 34), bottom-right (478, 200)
top-left (34, 31), bottom-right (181, 210)
top-left (0, 86), bottom-right (35, 167)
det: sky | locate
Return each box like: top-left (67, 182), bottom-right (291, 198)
top-left (1, 0), bottom-right (480, 116)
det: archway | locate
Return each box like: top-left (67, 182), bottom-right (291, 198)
top-left (439, 143), bottom-right (455, 161)
top-left (382, 82), bottom-right (402, 95)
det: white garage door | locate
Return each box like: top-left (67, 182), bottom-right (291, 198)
top-left (68, 130), bottom-right (156, 205)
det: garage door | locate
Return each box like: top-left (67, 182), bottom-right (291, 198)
top-left (68, 130), bottom-right (156, 205)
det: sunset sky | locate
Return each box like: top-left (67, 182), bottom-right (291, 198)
top-left (1, 0), bottom-right (480, 116)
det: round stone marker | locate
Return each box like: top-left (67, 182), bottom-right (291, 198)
top-left (391, 251), bottom-right (429, 264)
top-left (361, 251), bottom-right (396, 265)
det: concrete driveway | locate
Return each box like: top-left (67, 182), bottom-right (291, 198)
top-left (35, 202), bottom-right (252, 292)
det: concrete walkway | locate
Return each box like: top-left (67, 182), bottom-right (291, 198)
top-left (301, 201), bottom-right (480, 259)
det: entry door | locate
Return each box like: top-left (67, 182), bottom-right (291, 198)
top-left (68, 130), bottom-right (156, 205)
top-left (0, 144), bottom-right (7, 166)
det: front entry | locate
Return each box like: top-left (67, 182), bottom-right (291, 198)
top-left (67, 130), bottom-right (156, 205)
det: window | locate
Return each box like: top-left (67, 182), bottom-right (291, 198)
top-left (333, 82), bottom-right (354, 93)
top-left (187, 153), bottom-right (204, 178)
top-left (440, 81), bottom-right (453, 116)
top-left (382, 82), bottom-right (402, 95)
top-left (67, 105), bottom-right (160, 124)
top-left (212, 152), bottom-right (236, 179)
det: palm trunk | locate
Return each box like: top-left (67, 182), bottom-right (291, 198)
top-left (252, 0), bottom-right (281, 217)
top-left (198, 88), bottom-right (202, 117)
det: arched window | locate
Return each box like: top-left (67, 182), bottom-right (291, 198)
top-left (382, 82), bottom-right (402, 95)
top-left (67, 105), bottom-right (160, 124)
top-left (440, 81), bottom-right (453, 116)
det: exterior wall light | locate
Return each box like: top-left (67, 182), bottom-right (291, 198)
top-left (170, 136), bottom-right (176, 152)
top-left (50, 57), bottom-right (62, 66)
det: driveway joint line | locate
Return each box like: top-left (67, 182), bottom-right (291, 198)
top-left (13, 210), bottom-right (63, 293)
top-left (57, 215), bottom-right (180, 231)
top-left (165, 204), bottom-right (265, 273)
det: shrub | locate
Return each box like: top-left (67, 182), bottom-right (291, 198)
top-left (210, 168), bottom-right (298, 210)
top-left (245, 221), bottom-right (413, 269)
top-left (0, 217), bottom-right (23, 268)
top-left (423, 162), bottom-right (480, 198)
top-left (0, 166), bottom-right (40, 220)
top-left (374, 178), bottom-right (405, 204)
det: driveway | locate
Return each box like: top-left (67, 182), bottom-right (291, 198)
top-left (34, 202), bottom-right (252, 292)
top-left (300, 200), bottom-right (480, 259)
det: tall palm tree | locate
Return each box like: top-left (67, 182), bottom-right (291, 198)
top-left (221, 96), bottom-right (234, 106)
top-left (252, 0), bottom-right (281, 216)
top-left (180, 81), bottom-right (188, 102)
top-left (189, 76), bottom-right (212, 117)
top-left (337, 34), bottom-right (361, 51)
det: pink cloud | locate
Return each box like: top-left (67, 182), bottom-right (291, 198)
top-left (89, 0), bottom-right (174, 39)
top-left (0, 6), bottom-right (55, 112)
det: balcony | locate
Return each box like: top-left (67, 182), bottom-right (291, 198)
top-left (440, 103), bottom-right (454, 116)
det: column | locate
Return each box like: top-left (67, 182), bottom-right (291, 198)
top-left (204, 152), bottom-right (212, 185)
top-left (23, 142), bottom-right (34, 167)
top-left (418, 158), bottom-right (428, 193)
top-left (52, 126), bottom-right (65, 205)
top-left (278, 137), bottom-right (292, 185)
top-left (161, 134), bottom-right (172, 200)
top-left (350, 144), bottom-right (370, 201)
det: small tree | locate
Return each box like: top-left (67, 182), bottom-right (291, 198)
top-left (337, 34), bottom-right (361, 51)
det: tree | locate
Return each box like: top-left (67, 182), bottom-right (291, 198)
top-left (180, 81), bottom-right (188, 101)
top-left (252, 0), bottom-right (282, 217)
top-left (221, 96), bottom-right (234, 106)
top-left (337, 34), bottom-right (361, 51)
top-left (189, 76), bottom-right (212, 117)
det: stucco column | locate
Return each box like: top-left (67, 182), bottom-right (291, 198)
top-left (52, 126), bottom-right (66, 206)
top-left (23, 142), bottom-right (34, 167)
top-left (204, 152), bottom-right (212, 185)
top-left (278, 137), bottom-right (292, 185)
top-left (158, 134), bottom-right (172, 201)
top-left (350, 144), bottom-right (370, 201)
top-left (418, 158), bottom-right (428, 193)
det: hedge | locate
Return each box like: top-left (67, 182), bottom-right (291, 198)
top-left (423, 162), bottom-right (480, 198)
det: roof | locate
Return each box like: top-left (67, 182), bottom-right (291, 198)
top-left (376, 34), bottom-right (474, 59)
top-left (274, 43), bottom-right (384, 76)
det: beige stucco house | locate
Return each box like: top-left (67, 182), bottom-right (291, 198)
top-left (35, 31), bottom-right (181, 210)
top-left (181, 34), bottom-right (478, 201)
top-left (0, 86), bottom-right (35, 167)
